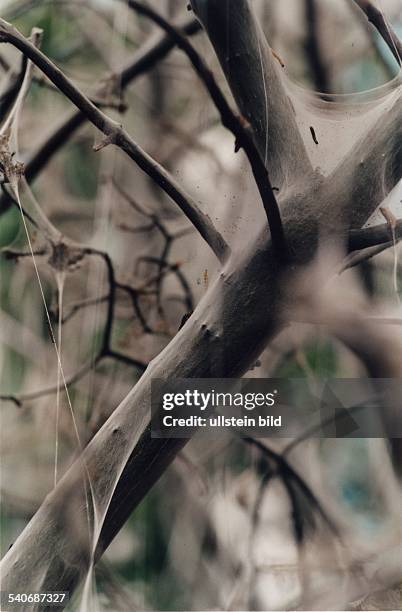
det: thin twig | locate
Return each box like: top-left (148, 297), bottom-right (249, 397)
top-left (340, 241), bottom-right (395, 272)
top-left (341, 220), bottom-right (402, 271)
top-left (125, 0), bottom-right (288, 260)
top-left (242, 436), bottom-right (339, 537)
top-left (0, 18), bottom-right (229, 263)
top-left (0, 53), bottom-right (27, 119)
top-left (349, 1), bottom-right (396, 79)
top-left (137, 256), bottom-right (193, 312)
top-left (348, 220), bottom-right (402, 251)
top-left (0, 20), bottom-right (198, 188)
top-left (114, 181), bottom-right (193, 315)
top-left (0, 245), bottom-right (148, 406)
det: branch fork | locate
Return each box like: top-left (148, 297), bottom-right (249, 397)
top-left (0, 16), bottom-right (229, 263)
top-left (93, 123), bottom-right (122, 152)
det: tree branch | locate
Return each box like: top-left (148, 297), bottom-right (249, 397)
top-left (0, 53), bottom-right (27, 118)
top-left (315, 97), bottom-right (402, 240)
top-left (352, 0), bottom-right (402, 66)
top-left (2, 1), bottom-right (401, 603)
top-left (304, 0), bottom-right (330, 93)
top-left (340, 241), bottom-right (395, 272)
top-left (190, 0), bottom-right (313, 188)
top-left (243, 436), bottom-right (338, 537)
top-left (125, 0), bottom-right (287, 258)
top-left (348, 220), bottom-right (402, 251)
top-left (0, 18), bottom-right (229, 263)
top-left (0, 17), bottom-right (201, 214)
top-left (0, 245), bottom-right (147, 405)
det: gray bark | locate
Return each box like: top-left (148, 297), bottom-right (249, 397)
top-left (1, 0), bottom-right (401, 606)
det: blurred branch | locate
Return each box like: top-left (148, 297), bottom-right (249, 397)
top-left (0, 53), bottom-right (9, 71)
top-left (351, 0), bottom-right (402, 65)
top-left (340, 241), bottom-right (395, 272)
top-left (115, 181), bottom-right (194, 314)
top-left (0, 181), bottom-right (194, 405)
top-left (125, 0), bottom-right (288, 259)
top-left (0, 17), bottom-right (201, 214)
top-left (61, 279), bottom-right (157, 332)
top-left (243, 436), bottom-right (339, 537)
top-left (136, 257), bottom-right (193, 312)
top-left (339, 220), bottom-right (402, 271)
top-left (0, 351), bottom-right (144, 406)
top-left (304, 0), bottom-right (330, 93)
top-left (348, 220), bottom-right (402, 250)
top-left (0, 53), bottom-right (27, 118)
top-left (2, 247), bottom-right (47, 259)
top-left (0, 209), bottom-right (197, 405)
top-left (0, 245), bottom-right (147, 405)
top-left (0, 18), bottom-right (230, 263)
top-left (61, 294), bottom-right (110, 324)
top-left (2, 1), bottom-right (402, 602)
top-left (1, 489), bottom-right (39, 520)
top-left (348, 1), bottom-right (396, 79)
top-left (64, 2), bottom-right (130, 70)
top-left (330, 309), bottom-right (402, 475)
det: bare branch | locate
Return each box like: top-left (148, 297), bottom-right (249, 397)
top-left (304, 0), bottom-right (330, 93)
top-left (340, 241), bottom-right (395, 272)
top-left (0, 53), bottom-right (27, 118)
top-left (0, 17), bottom-right (201, 214)
top-left (319, 99), bottom-right (401, 238)
top-left (339, 219), bottom-right (402, 271)
top-left (115, 181), bottom-right (194, 314)
top-left (242, 436), bottom-right (339, 538)
top-left (2, 2), bottom-right (401, 603)
top-left (125, 0), bottom-right (287, 258)
top-left (0, 245), bottom-right (147, 405)
top-left (352, 0), bottom-right (402, 66)
top-left (348, 220), bottom-right (402, 251)
top-left (0, 18), bottom-right (229, 263)
top-left (190, 0), bottom-right (313, 187)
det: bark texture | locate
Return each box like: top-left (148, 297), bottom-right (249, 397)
top-left (1, 1), bottom-right (401, 606)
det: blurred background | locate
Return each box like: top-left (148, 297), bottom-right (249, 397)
top-left (0, 1), bottom-right (402, 609)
